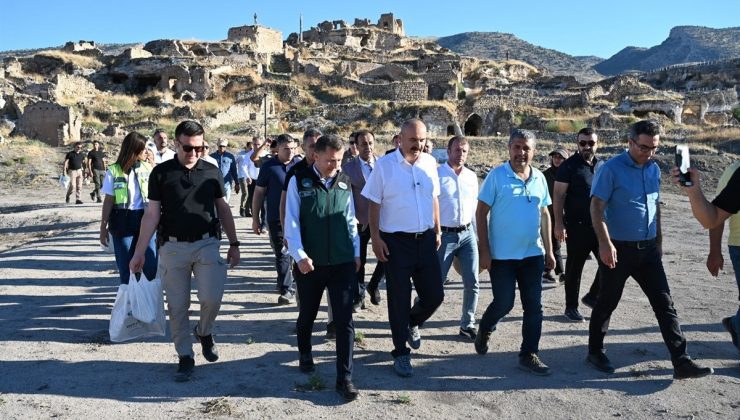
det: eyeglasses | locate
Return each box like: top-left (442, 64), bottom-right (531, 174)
top-left (179, 142), bottom-right (205, 153)
top-left (523, 183), bottom-right (532, 203)
top-left (630, 140), bottom-right (659, 153)
top-left (579, 140), bottom-right (596, 147)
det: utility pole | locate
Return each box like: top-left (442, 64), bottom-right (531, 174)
top-left (299, 14), bottom-right (303, 43)
top-left (263, 93), bottom-right (268, 140)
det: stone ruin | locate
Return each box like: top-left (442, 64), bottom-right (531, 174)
top-left (11, 100), bottom-right (81, 146)
top-left (227, 25), bottom-right (283, 54)
top-left (290, 13), bottom-right (408, 50)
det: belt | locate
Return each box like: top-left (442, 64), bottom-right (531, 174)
top-left (441, 223), bottom-right (470, 233)
top-left (612, 238), bottom-right (657, 250)
top-left (165, 232), bottom-right (216, 243)
top-left (389, 229), bottom-right (432, 240)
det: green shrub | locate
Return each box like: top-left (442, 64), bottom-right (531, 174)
top-left (732, 108), bottom-right (740, 122)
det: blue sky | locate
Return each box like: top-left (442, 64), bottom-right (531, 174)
top-left (2, 0), bottom-right (738, 58)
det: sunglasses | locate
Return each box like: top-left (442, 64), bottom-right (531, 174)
top-left (579, 140), bottom-right (596, 147)
top-left (179, 142), bottom-right (205, 153)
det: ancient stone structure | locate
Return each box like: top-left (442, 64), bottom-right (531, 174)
top-left (63, 40), bottom-right (102, 56)
top-left (13, 101), bottom-right (81, 146)
top-left (227, 25), bottom-right (283, 54)
top-left (294, 13), bottom-right (408, 50)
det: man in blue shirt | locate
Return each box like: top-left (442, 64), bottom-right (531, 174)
top-left (211, 139), bottom-right (239, 203)
top-left (588, 120), bottom-right (713, 379)
top-left (475, 129), bottom-right (555, 376)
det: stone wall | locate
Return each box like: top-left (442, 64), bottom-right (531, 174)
top-left (53, 74), bottom-right (99, 100)
top-left (227, 25), bottom-right (283, 54)
top-left (342, 79), bottom-right (427, 101)
top-left (14, 101), bottom-right (81, 146)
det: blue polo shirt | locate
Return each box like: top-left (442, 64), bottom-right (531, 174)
top-left (590, 151), bottom-right (659, 241)
top-left (478, 162), bottom-right (551, 260)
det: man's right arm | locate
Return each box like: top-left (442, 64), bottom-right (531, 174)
top-left (706, 224), bottom-right (725, 277)
top-left (129, 200), bottom-right (161, 273)
top-left (368, 200), bottom-right (389, 262)
top-left (251, 186), bottom-right (266, 234)
top-left (552, 181), bottom-right (568, 241)
top-left (476, 200), bottom-right (491, 271)
top-left (590, 196), bottom-right (616, 269)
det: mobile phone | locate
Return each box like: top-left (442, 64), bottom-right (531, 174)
top-left (675, 145), bottom-right (692, 186)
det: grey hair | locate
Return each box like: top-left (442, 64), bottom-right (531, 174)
top-left (400, 118), bottom-right (426, 134)
top-left (508, 128), bottom-right (536, 146)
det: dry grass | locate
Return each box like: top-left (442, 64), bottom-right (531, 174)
top-left (682, 127), bottom-right (740, 143)
top-left (32, 50), bottom-right (104, 70)
top-left (190, 97), bottom-right (236, 116)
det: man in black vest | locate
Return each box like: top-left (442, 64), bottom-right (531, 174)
top-left (284, 134), bottom-right (360, 402)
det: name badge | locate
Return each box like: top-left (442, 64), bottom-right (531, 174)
top-left (337, 181), bottom-right (348, 190)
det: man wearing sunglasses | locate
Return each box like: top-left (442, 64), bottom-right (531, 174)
top-left (130, 120), bottom-right (240, 382)
top-left (552, 128), bottom-right (602, 322)
top-left (587, 119), bottom-right (713, 379)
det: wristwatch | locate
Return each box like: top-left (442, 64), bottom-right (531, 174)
top-left (229, 241), bottom-right (241, 247)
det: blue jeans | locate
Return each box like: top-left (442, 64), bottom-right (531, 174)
top-left (479, 255), bottom-right (544, 356)
top-left (112, 233), bottom-right (157, 284)
top-left (438, 227), bottom-right (479, 329)
top-left (729, 245), bottom-right (740, 335)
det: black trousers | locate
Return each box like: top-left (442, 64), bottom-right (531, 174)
top-left (381, 230), bottom-right (444, 358)
top-left (295, 262), bottom-right (355, 382)
top-left (267, 219), bottom-right (293, 293)
top-left (588, 240), bottom-right (689, 365)
top-left (564, 223), bottom-right (601, 309)
top-left (356, 225), bottom-right (385, 302)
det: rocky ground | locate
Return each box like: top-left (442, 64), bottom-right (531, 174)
top-left (0, 166), bottom-right (738, 419)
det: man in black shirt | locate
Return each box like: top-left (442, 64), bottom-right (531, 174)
top-left (63, 142), bottom-right (85, 204)
top-left (542, 147), bottom-right (568, 284)
top-left (553, 127), bottom-right (602, 322)
top-left (130, 120), bottom-right (240, 382)
top-left (87, 140), bottom-right (107, 203)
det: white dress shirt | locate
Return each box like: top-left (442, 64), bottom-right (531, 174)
top-left (244, 150), bottom-right (261, 180)
top-left (284, 166), bottom-right (360, 263)
top-left (236, 150), bottom-right (249, 179)
top-left (358, 156), bottom-right (374, 181)
top-left (154, 148), bottom-right (175, 164)
top-left (437, 162), bottom-right (479, 227)
top-left (361, 149), bottom-right (440, 233)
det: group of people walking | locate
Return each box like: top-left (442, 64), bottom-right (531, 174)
top-left (88, 117), bottom-right (738, 402)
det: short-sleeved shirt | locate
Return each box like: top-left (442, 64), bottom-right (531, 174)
top-left (555, 153), bottom-right (600, 225)
top-left (438, 162), bottom-right (479, 227)
top-left (65, 151), bottom-right (85, 170)
top-left (590, 151), bottom-right (659, 241)
top-left (361, 149), bottom-right (440, 233)
top-left (712, 164), bottom-right (740, 217)
top-left (87, 150), bottom-right (106, 170)
top-left (478, 162), bottom-right (550, 260)
top-left (101, 167), bottom-right (144, 210)
top-left (256, 157), bottom-right (299, 222)
top-left (148, 157), bottom-right (225, 238)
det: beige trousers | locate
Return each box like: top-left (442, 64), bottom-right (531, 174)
top-left (66, 169), bottom-right (82, 201)
top-left (159, 237), bottom-right (227, 358)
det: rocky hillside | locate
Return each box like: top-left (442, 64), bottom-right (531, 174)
top-left (435, 32), bottom-right (604, 82)
top-left (594, 26), bottom-right (740, 75)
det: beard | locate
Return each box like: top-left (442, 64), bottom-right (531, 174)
top-left (580, 149), bottom-right (594, 161)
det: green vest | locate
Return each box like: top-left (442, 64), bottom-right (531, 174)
top-left (108, 162), bottom-right (151, 209)
top-left (296, 168), bottom-right (355, 266)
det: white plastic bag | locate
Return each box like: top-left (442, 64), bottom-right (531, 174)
top-left (129, 272), bottom-right (163, 324)
top-left (109, 282), bottom-right (166, 342)
top-left (59, 175), bottom-right (70, 189)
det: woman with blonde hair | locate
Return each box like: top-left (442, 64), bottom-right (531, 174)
top-left (100, 132), bottom-right (157, 283)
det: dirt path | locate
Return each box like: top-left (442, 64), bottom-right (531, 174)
top-left (0, 186), bottom-right (738, 419)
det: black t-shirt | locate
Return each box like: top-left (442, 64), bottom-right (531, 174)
top-left (712, 166), bottom-right (740, 214)
top-left (283, 157), bottom-right (308, 191)
top-left (148, 157), bottom-right (225, 238)
top-left (555, 153), bottom-right (599, 225)
top-left (87, 150), bottom-right (106, 170)
top-left (65, 151), bottom-right (85, 170)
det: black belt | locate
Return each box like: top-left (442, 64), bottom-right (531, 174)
top-left (612, 238), bottom-right (657, 250)
top-left (165, 232), bottom-right (217, 243)
top-left (441, 223), bottom-right (470, 233)
top-left (389, 229), bottom-right (432, 240)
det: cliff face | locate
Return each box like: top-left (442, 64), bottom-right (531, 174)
top-left (594, 26), bottom-right (740, 75)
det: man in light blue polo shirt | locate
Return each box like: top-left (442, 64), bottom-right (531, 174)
top-left (474, 129), bottom-right (555, 376)
top-left (587, 119), bottom-right (713, 380)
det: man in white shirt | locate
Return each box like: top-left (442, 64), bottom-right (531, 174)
top-left (152, 129), bottom-right (175, 164)
top-left (437, 136), bottom-right (480, 340)
top-left (236, 141), bottom-right (251, 217)
top-left (361, 118), bottom-right (444, 378)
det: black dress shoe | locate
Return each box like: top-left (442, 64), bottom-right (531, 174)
top-left (673, 359), bottom-right (713, 379)
top-left (193, 324), bottom-right (219, 362)
top-left (367, 285), bottom-right (381, 305)
top-left (474, 329), bottom-right (491, 355)
top-left (335, 380), bottom-right (359, 401)
top-left (299, 352), bottom-right (315, 373)
top-left (326, 321), bottom-right (336, 340)
top-left (722, 317), bottom-right (738, 348)
top-left (75, 200), bottom-right (84, 205)
top-left (587, 352), bottom-right (615, 374)
top-left (175, 356), bottom-right (195, 382)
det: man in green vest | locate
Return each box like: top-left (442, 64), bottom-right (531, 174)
top-left (284, 134), bottom-right (360, 402)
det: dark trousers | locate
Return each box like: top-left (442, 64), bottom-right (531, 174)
top-left (588, 241), bottom-right (689, 365)
top-left (381, 230), bottom-right (444, 358)
top-left (356, 225), bottom-right (385, 302)
top-left (91, 168), bottom-right (105, 200)
top-left (247, 183), bottom-right (267, 227)
top-left (295, 262), bottom-right (355, 382)
top-left (267, 219), bottom-right (294, 293)
top-left (564, 223), bottom-right (601, 309)
top-left (479, 255), bottom-right (544, 356)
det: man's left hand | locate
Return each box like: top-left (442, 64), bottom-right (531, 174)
top-left (544, 252), bottom-right (556, 270)
top-left (226, 246), bottom-right (240, 268)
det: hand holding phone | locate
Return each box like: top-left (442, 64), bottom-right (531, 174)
top-left (675, 145), bottom-right (692, 187)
